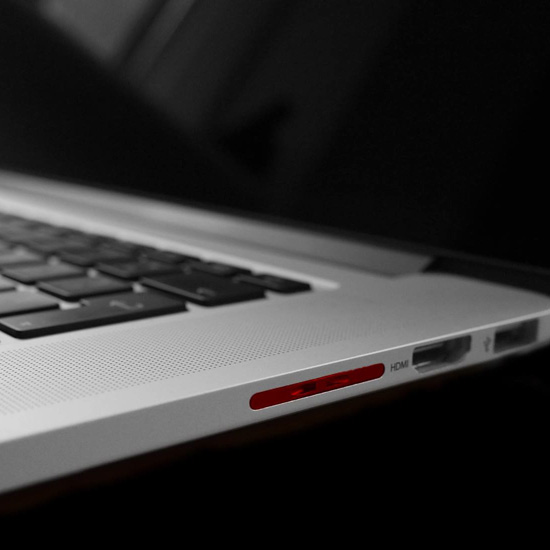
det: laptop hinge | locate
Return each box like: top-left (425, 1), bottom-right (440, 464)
top-left (426, 256), bottom-right (550, 296)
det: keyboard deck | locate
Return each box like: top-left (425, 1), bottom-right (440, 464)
top-left (0, 212), bottom-right (311, 339)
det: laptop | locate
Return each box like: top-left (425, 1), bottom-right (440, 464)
top-left (1, 0), bottom-right (550, 497)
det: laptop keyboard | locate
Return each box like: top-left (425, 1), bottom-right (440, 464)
top-left (0, 212), bottom-right (311, 339)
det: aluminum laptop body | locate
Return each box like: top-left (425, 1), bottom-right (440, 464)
top-left (1, 170), bottom-right (549, 494)
top-left (2, 1), bottom-right (550, 496)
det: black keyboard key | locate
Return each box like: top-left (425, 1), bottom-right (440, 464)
top-left (233, 273), bottom-right (312, 293)
top-left (0, 279), bottom-right (16, 292)
top-left (80, 291), bottom-right (186, 310)
top-left (30, 224), bottom-right (72, 239)
top-left (0, 250), bottom-right (44, 268)
top-left (142, 272), bottom-right (265, 306)
top-left (58, 249), bottom-right (133, 267)
top-left (96, 260), bottom-right (180, 280)
top-left (98, 240), bottom-right (145, 256)
top-left (52, 228), bottom-right (104, 243)
top-left (0, 291), bottom-right (59, 317)
top-left (141, 250), bottom-right (198, 264)
top-left (2, 262), bottom-right (85, 284)
top-left (0, 229), bottom-right (43, 244)
top-left (18, 236), bottom-right (89, 254)
top-left (187, 260), bottom-right (251, 277)
top-left (0, 292), bottom-right (187, 339)
top-left (17, 236), bottom-right (67, 254)
top-left (37, 275), bottom-right (132, 300)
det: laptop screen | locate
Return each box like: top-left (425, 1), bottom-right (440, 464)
top-left (5, 0), bottom-right (550, 271)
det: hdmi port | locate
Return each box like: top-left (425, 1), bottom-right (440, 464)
top-left (413, 336), bottom-right (471, 373)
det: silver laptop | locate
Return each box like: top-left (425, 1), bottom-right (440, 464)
top-left (1, 0), bottom-right (549, 495)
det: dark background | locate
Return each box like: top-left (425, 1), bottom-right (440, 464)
top-left (1, 0), bottom-right (550, 527)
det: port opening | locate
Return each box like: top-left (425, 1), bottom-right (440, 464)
top-left (413, 336), bottom-right (471, 373)
top-left (494, 320), bottom-right (538, 353)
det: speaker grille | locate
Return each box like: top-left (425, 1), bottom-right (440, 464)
top-left (0, 295), bottom-right (372, 414)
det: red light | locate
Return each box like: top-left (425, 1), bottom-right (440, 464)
top-left (250, 363), bottom-right (385, 410)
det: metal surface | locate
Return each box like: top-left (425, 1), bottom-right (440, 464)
top-left (1, 170), bottom-right (550, 493)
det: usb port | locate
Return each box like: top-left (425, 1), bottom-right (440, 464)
top-left (413, 336), bottom-right (471, 372)
top-left (494, 320), bottom-right (538, 353)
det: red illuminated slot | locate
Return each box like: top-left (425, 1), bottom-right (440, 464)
top-left (250, 363), bottom-right (385, 410)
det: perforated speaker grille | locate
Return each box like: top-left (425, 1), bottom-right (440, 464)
top-left (0, 295), bottom-right (373, 415)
